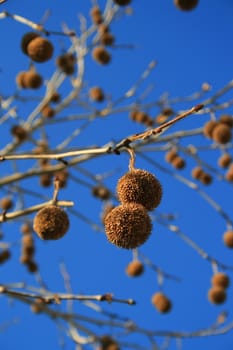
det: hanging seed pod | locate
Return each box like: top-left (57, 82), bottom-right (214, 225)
top-left (16, 71), bottom-right (27, 88)
top-left (92, 46), bottom-right (111, 65)
top-left (191, 166), bottom-right (203, 180)
top-left (113, 0), bottom-right (132, 5)
top-left (33, 205), bottom-right (69, 240)
top-left (219, 114), bottom-right (233, 128)
top-left (0, 197), bottom-right (13, 211)
top-left (92, 185), bottom-right (111, 200)
top-left (151, 292), bottom-right (172, 313)
top-left (23, 70), bottom-right (43, 89)
top-left (171, 155), bottom-right (186, 169)
top-left (27, 37), bottom-right (54, 63)
top-left (208, 286), bottom-right (226, 304)
top-left (11, 125), bottom-right (28, 142)
top-left (199, 172), bottom-right (212, 185)
top-left (212, 123), bottom-right (232, 144)
top-left (165, 149), bottom-right (178, 163)
top-left (21, 32), bottom-right (40, 54)
top-left (223, 230), bottom-right (233, 248)
top-left (41, 104), bottom-right (55, 118)
top-left (89, 87), bottom-right (105, 102)
top-left (203, 120), bottom-right (218, 139)
top-left (56, 53), bottom-right (76, 75)
top-left (100, 32), bottom-right (115, 46)
top-left (225, 164), bottom-right (233, 182)
top-left (90, 6), bottom-right (103, 25)
top-left (211, 273), bottom-right (230, 289)
top-left (126, 260), bottom-right (144, 277)
top-left (117, 169), bottom-right (162, 211)
top-left (174, 0), bottom-right (199, 11)
top-left (0, 249), bottom-right (11, 264)
top-left (218, 153), bottom-right (232, 168)
top-left (104, 203), bottom-right (152, 249)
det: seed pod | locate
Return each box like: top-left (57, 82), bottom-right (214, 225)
top-left (191, 166), bottom-right (203, 180)
top-left (33, 205), bottom-right (69, 240)
top-left (223, 230), bottom-right (233, 248)
top-left (92, 46), bottom-right (111, 65)
top-left (27, 260), bottom-right (38, 273)
top-left (0, 249), bottom-right (11, 264)
top-left (199, 172), bottom-right (212, 185)
top-left (49, 91), bottom-right (61, 103)
top-left (40, 174), bottom-right (52, 187)
top-left (129, 110), bottom-right (150, 124)
top-left (23, 70), bottom-right (43, 89)
top-left (90, 6), bottom-right (103, 25)
top-left (92, 185), bottom-right (111, 200)
top-left (100, 32), bottom-right (115, 46)
top-left (11, 125), bottom-right (28, 142)
top-left (54, 169), bottom-right (69, 188)
top-left (99, 335), bottom-right (120, 350)
top-left (171, 156), bottom-right (186, 169)
top-left (219, 114), bottom-right (233, 128)
top-left (218, 153), bottom-right (232, 168)
top-left (41, 104), bottom-right (55, 118)
top-left (113, 0), bottom-right (131, 5)
top-left (0, 197), bottom-right (13, 210)
top-left (16, 71), bottom-right (27, 88)
top-left (203, 120), bottom-right (218, 139)
top-left (104, 203), bottom-right (152, 249)
top-left (30, 299), bottom-right (44, 314)
top-left (20, 222), bottom-right (32, 235)
top-left (21, 32), bottom-right (40, 54)
top-left (208, 286), bottom-right (226, 304)
top-left (89, 87), bottom-right (105, 102)
top-left (126, 260), bottom-right (144, 277)
top-left (211, 273), bottom-right (230, 289)
top-left (117, 169), bottom-right (162, 211)
top-left (165, 149), bottom-right (178, 163)
top-left (212, 123), bottom-right (232, 144)
top-left (151, 292), bottom-right (172, 313)
top-left (174, 0), bottom-right (199, 11)
top-left (56, 53), bottom-right (75, 75)
top-left (225, 165), bottom-right (233, 182)
top-left (27, 37), bottom-right (54, 63)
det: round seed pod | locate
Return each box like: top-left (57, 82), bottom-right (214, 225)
top-left (171, 156), bottom-right (186, 169)
top-left (211, 273), bottom-right (230, 289)
top-left (174, 0), bottom-right (199, 11)
top-left (0, 197), bottom-right (13, 210)
top-left (41, 104), bottom-right (55, 118)
top-left (30, 299), bottom-right (44, 314)
top-left (39, 174), bottom-right (52, 187)
top-left (126, 260), bottom-right (144, 277)
top-left (92, 46), bottom-right (111, 65)
top-left (21, 32), bottom-right (40, 54)
top-left (203, 120), bottom-right (218, 139)
top-left (218, 153), bottom-right (232, 168)
top-left (0, 249), bottom-right (11, 264)
top-left (113, 0), bottom-right (131, 5)
top-left (89, 87), bottom-right (105, 102)
top-left (219, 114), bottom-right (233, 128)
top-left (129, 110), bottom-right (150, 124)
top-left (100, 32), bottom-right (115, 46)
top-left (225, 165), bottom-right (233, 182)
top-left (27, 37), bottom-right (54, 63)
top-left (212, 123), bottom-right (232, 144)
top-left (151, 292), bottom-right (172, 313)
top-left (165, 149), bottom-right (178, 163)
top-left (27, 260), bottom-right (38, 273)
top-left (208, 286), bottom-right (226, 305)
top-left (223, 230), bottom-right (233, 248)
top-left (33, 205), bottom-right (69, 240)
top-left (49, 91), bottom-right (61, 103)
top-left (56, 53), bottom-right (75, 75)
top-left (23, 70), bottom-right (43, 89)
top-left (199, 172), bottom-right (212, 185)
top-left (11, 125), bottom-right (28, 142)
top-left (104, 203), bottom-right (152, 249)
top-left (117, 169), bottom-right (162, 211)
top-left (16, 71), bottom-right (27, 88)
top-left (191, 166), bottom-right (203, 180)
top-left (20, 222), bottom-right (32, 235)
top-left (92, 185), bottom-right (111, 200)
top-left (90, 6), bottom-right (103, 25)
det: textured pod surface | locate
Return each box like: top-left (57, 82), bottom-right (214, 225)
top-left (33, 205), bottom-right (69, 240)
top-left (27, 37), bottom-right (54, 63)
top-left (212, 123), bottom-right (232, 144)
top-left (151, 292), bottom-right (172, 313)
top-left (104, 203), bottom-right (152, 249)
top-left (117, 169), bottom-right (162, 211)
top-left (211, 273), bottom-right (230, 289)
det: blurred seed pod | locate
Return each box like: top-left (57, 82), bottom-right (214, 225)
top-left (98, 24), bottom-right (110, 34)
top-left (113, 0), bottom-right (132, 5)
top-left (41, 104), bottom-right (55, 118)
top-left (219, 114), bottom-right (233, 128)
top-left (27, 260), bottom-right (38, 273)
top-left (99, 335), bottom-right (120, 350)
top-left (171, 155), bottom-right (186, 169)
top-left (92, 46), bottom-right (111, 65)
top-left (223, 230), bottom-right (233, 248)
top-left (89, 86), bottom-right (105, 102)
top-left (203, 120), bottom-right (218, 139)
top-left (20, 222), bottom-right (32, 235)
top-left (199, 172), bottom-right (212, 185)
top-left (33, 205), bottom-right (69, 240)
top-left (174, 0), bottom-right (199, 11)
top-left (165, 149), bottom-right (178, 163)
top-left (49, 91), bottom-right (61, 103)
top-left (125, 260), bottom-right (144, 277)
top-left (11, 125), bottom-right (28, 142)
top-left (0, 249), bottom-right (11, 264)
top-left (27, 37), bottom-right (54, 63)
top-left (39, 173), bottom-right (53, 187)
top-left (22, 70), bottom-right (43, 89)
top-left (0, 197), bottom-right (13, 211)
top-left (191, 166), bottom-right (203, 180)
top-left (100, 32), bottom-right (115, 46)
top-left (92, 185), bottom-right (111, 200)
top-left (208, 286), bottom-right (226, 305)
top-left (54, 169), bottom-right (69, 188)
top-left (129, 110), bottom-right (150, 124)
top-left (104, 203), bottom-right (152, 249)
top-left (212, 123), bottom-right (232, 144)
top-left (225, 164), bottom-right (233, 182)
top-left (30, 299), bottom-right (44, 314)
top-left (211, 273), bottom-right (230, 289)
top-left (16, 71), bottom-right (27, 88)
top-left (218, 153), bottom-right (232, 168)
top-left (117, 169), bottom-right (162, 211)
top-left (21, 32), bottom-right (40, 54)
top-left (90, 6), bottom-right (103, 25)
top-left (151, 292), bottom-right (172, 313)
top-left (56, 53), bottom-right (76, 75)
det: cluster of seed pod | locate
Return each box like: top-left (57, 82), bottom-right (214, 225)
top-left (129, 110), bottom-right (154, 127)
top-left (191, 166), bottom-right (212, 185)
top-left (208, 272), bottom-right (230, 305)
top-left (21, 32), bottom-right (54, 63)
top-left (165, 149), bottom-right (186, 169)
top-left (203, 115), bottom-right (233, 145)
top-left (151, 291), bottom-right (172, 313)
top-left (16, 68), bottom-right (43, 89)
top-left (104, 168), bottom-right (162, 249)
top-left (20, 222), bottom-right (38, 273)
top-left (174, 0), bottom-right (199, 11)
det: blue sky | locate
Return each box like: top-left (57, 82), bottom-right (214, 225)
top-left (0, 1), bottom-right (233, 350)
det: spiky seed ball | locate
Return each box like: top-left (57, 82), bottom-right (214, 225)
top-left (171, 156), bottom-right (186, 169)
top-left (200, 172), bottom-right (212, 185)
top-left (117, 169), bottom-right (162, 211)
top-left (219, 114), bottom-right (233, 128)
top-left (23, 70), bottom-right (43, 89)
top-left (55, 169), bottom-right (69, 188)
top-left (223, 230), bottom-right (233, 248)
top-left (203, 120), bottom-right (218, 139)
top-left (92, 46), bottom-right (111, 65)
top-left (113, 0), bottom-right (132, 5)
top-left (33, 205), bottom-right (69, 240)
top-left (151, 292), bottom-right (172, 313)
top-left (104, 203), bottom-right (152, 249)
top-left (126, 260), bottom-right (144, 277)
top-left (208, 286), bottom-right (226, 305)
top-left (191, 166), bottom-right (203, 180)
top-left (211, 273), bottom-right (230, 289)
top-left (218, 153), bottom-right (232, 168)
top-left (0, 197), bottom-right (13, 210)
top-left (21, 32), bottom-right (40, 54)
top-left (89, 87), bottom-right (105, 102)
top-left (212, 123), bottom-right (232, 144)
top-left (11, 125), bottom-right (28, 142)
top-left (27, 37), bottom-right (54, 63)
top-left (174, 0), bottom-right (199, 11)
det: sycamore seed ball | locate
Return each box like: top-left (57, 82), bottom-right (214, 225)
top-left (223, 230), bottom-right (233, 248)
top-left (151, 292), bottom-right (172, 313)
top-left (113, 0), bottom-right (132, 5)
top-left (126, 260), bottom-right (144, 277)
top-left (21, 32), bottom-right (40, 55)
top-left (174, 0), bottom-right (199, 11)
top-left (218, 153), bottom-right (232, 168)
top-left (208, 286), bottom-right (226, 305)
top-left (27, 37), bottom-right (54, 63)
top-left (104, 203), bottom-right (152, 249)
top-left (117, 169), bottom-right (162, 211)
top-left (211, 273), bottom-right (230, 289)
top-left (92, 46), bottom-right (111, 65)
top-left (212, 123), bottom-right (232, 144)
top-left (33, 205), bottom-right (69, 240)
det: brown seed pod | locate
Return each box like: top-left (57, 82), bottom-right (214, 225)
top-left (27, 260), bottom-right (38, 273)
top-left (21, 32), bottom-right (40, 54)
top-left (171, 156), bottom-right (186, 169)
top-left (99, 335), bottom-right (120, 350)
top-left (199, 172), bottom-right (212, 185)
top-left (218, 153), bottom-right (232, 168)
top-left (129, 110), bottom-right (150, 124)
top-left (100, 32), bottom-right (115, 46)
top-left (126, 260), bottom-right (144, 277)
top-left (30, 299), bottom-right (44, 314)
top-left (104, 203), bottom-right (152, 249)
top-left (54, 169), bottom-right (69, 188)
top-left (174, 0), bottom-right (199, 11)
top-left (56, 53), bottom-right (75, 75)
top-left (39, 174), bottom-right (52, 187)
top-left (0, 249), bottom-right (11, 264)
top-left (191, 166), bottom-right (203, 180)
top-left (208, 286), bottom-right (226, 305)
top-left (225, 165), bottom-right (233, 182)
top-left (27, 37), bottom-right (54, 63)
top-left (0, 197), bottom-right (13, 210)
top-left (113, 0), bottom-right (131, 5)
top-left (41, 104), bottom-right (55, 118)
top-left (16, 71), bottom-right (27, 88)
top-left (203, 120), bottom-right (218, 139)
top-left (117, 169), bottom-right (162, 211)
top-left (223, 230), bottom-right (233, 248)
top-left (165, 149), bottom-right (178, 163)
top-left (49, 91), bottom-right (61, 103)
top-left (89, 87), bottom-right (105, 102)
top-left (92, 185), bottom-right (111, 200)
top-left (90, 6), bottom-right (103, 25)
top-left (212, 123), bottom-right (232, 144)
top-left (219, 114), bottom-right (233, 128)
top-left (211, 273), bottom-right (230, 289)
top-left (33, 205), bottom-right (69, 240)
top-left (92, 46), bottom-right (111, 65)
top-left (151, 292), bottom-right (172, 313)
top-left (23, 70), bottom-right (43, 89)
top-left (11, 125), bottom-right (28, 142)
top-left (20, 222), bottom-right (32, 235)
